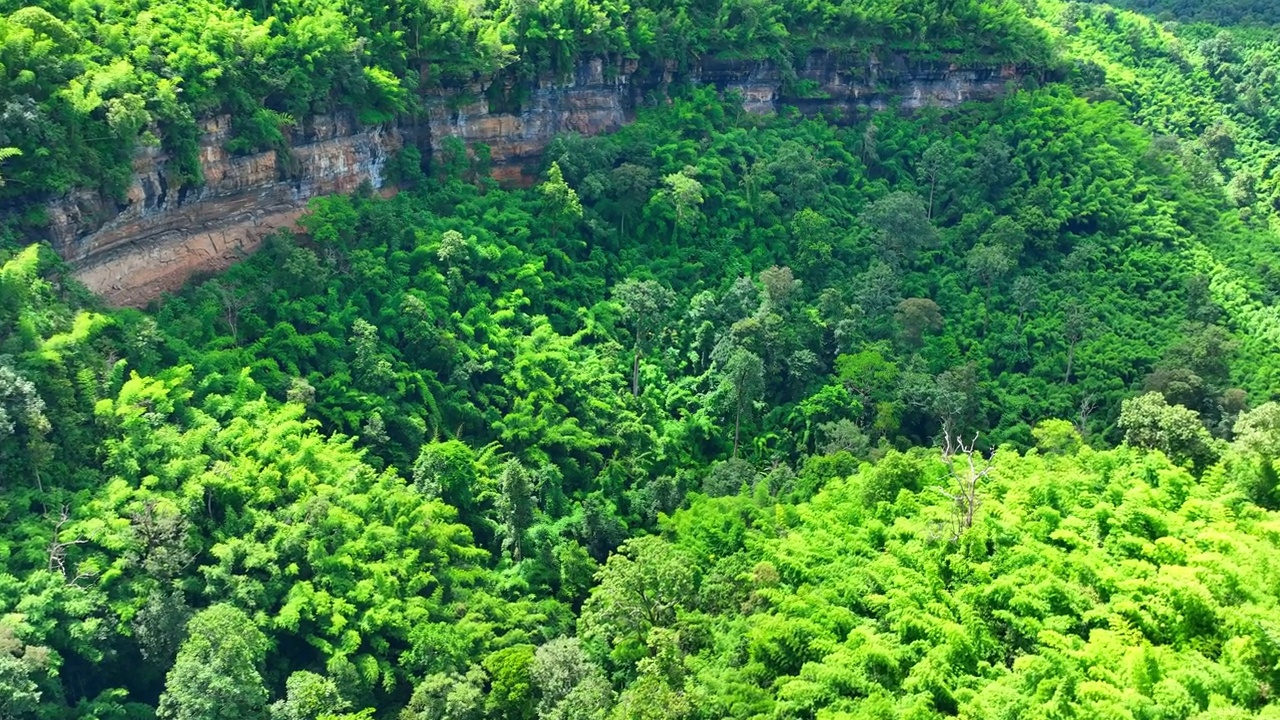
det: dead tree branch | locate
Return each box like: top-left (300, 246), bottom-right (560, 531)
top-left (937, 431), bottom-right (993, 541)
top-left (47, 505), bottom-right (89, 581)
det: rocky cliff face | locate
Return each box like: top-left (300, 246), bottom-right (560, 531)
top-left (51, 52), bottom-right (1019, 306)
top-left (423, 56), bottom-right (635, 185)
top-left (703, 53), bottom-right (1019, 116)
top-left (48, 113), bottom-right (401, 307)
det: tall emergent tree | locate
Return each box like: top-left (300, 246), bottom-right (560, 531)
top-left (709, 344), bottom-right (765, 459)
top-left (860, 191), bottom-right (936, 268)
top-left (541, 162), bottom-right (584, 237)
top-left (498, 459), bottom-right (535, 560)
top-left (613, 279), bottom-right (677, 395)
top-left (660, 167), bottom-right (704, 243)
top-left (918, 141), bottom-right (954, 218)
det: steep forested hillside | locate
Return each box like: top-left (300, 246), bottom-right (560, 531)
top-left (6, 0), bottom-right (1280, 719)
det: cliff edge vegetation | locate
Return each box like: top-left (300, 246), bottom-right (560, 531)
top-left (0, 0), bottom-right (1048, 234)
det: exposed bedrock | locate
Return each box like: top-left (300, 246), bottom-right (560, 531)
top-left (45, 52), bottom-right (1020, 306)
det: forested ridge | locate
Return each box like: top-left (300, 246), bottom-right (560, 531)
top-left (6, 0), bottom-right (1280, 718)
top-left (0, 0), bottom-right (1047, 232)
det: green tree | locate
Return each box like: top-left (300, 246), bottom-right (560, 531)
top-left (1012, 275), bottom-right (1039, 329)
top-left (608, 629), bottom-right (690, 720)
top-left (269, 672), bottom-right (348, 720)
top-left (932, 363), bottom-right (982, 436)
top-left (1061, 301), bottom-right (1092, 384)
top-left (973, 136), bottom-right (1017, 197)
top-left (789, 208), bottom-right (836, 276)
top-left (918, 141), bottom-right (954, 218)
top-left (350, 319), bottom-right (395, 389)
top-left (660, 168), bottom-right (703, 243)
top-left (855, 261), bottom-right (903, 323)
top-left (860, 191), bottom-right (936, 268)
top-left (702, 457), bottom-right (757, 497)
top-left (894, 298), bottom-right (943, 349)
top-left (0, 624), bottom-right (47, 720)
top-left (404, 670), bottom-right (486, 720)
top-left (498, 459), bottom-right (535, 560)
top-left (1235, 403), bottom-right (1280, 459)
top-left (0, 653), bottom-right (41, 720)
top-left (579, 536), bottom-right (696, 654)
top-left (1119, 392), bottom-right (1218, 470)
top-left (610, 163), bottom-right (655, 237)
top-left (483, 645), bottom-right (537, 720)
top-left (766, 141), bottom-right (826, 211)
top-left (1145, 324), bottom-right (1237, 416)
top-left (0, 360), bottom-right (50, 439)
top-left (1232, 402), bottom-right (1280, 507)
top-left (577, 494), bottom-right (629, 562)
top-left (437, 230), bottom-right (471, 266)
top-left (966, 243), bottom-right (1014, 334)
top-left (1032, 419), bottom-right (1084, 455)
top-left (758, 265), bottom-right (800, 310)
top-left (613, 279), bottom-right (677, 395)
top-left (542, 162), bottom-right (584, 236)
top-left (531, 637), bottom-right (611, 720)
top-left (708, 345), bottom-right (765, 459)
top-left (413, 440), bottom-right (479, 512)
top-left (552, 540), bottom-right (599, 603)
top-left (132, 590), bottom-right (193, 667)
top-left (836, 350), bottom-right (898, 403)
top-left (157, 605), bottom-right (269, 720)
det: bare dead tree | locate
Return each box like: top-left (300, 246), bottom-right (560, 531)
top-left (938, 431), bottom-right (994, 542)
top-left (47, 505), bottom-right (89, 582)
top-left (1075, 393), bottom-right (1097, 440)
top-left (208, 280), bottom-right (256, 345)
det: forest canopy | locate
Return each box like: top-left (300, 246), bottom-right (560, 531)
top-left (0, 0), bottom-right (1050, 219)
top-left (6, 0), bottom-right (1280, 718)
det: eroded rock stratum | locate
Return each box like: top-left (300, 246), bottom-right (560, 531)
top-left (47, 54), bottom-right (1017, 306)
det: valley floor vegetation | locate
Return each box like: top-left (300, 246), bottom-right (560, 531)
top-left (4, 0), bottom-right (1280, 718)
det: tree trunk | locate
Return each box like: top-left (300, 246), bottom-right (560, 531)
top-left (733, 394), bottom-right (743, 459)
top-left (631, 345), bottom-right (641, 396)
top-left (982, 283), bottom-right (991, 337)
top-left (632, 327), bottom-right (643, 396)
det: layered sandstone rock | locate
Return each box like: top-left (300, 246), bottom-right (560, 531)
top-left (49, 52), bottom-right (1020, 307)
top-left (50, 113), bottom-right (401, 307)
top-left (702, 53), bottom-right (1017, 117)
top-left (425, 56), bottom-right (633, 184)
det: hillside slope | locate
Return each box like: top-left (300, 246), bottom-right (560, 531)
top-left (5, 1), bottom-right (1280, 719)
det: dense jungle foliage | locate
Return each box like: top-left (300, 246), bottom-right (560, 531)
top-left (6, 0), bottom-right (1280, 718)
top-left (0, 0), bottom-right (1048, 219)
top-left (1082, 0), bottom-right (1280, 24)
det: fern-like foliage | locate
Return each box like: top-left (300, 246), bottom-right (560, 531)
top-left (0, 147), bottom-right (20, 186)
